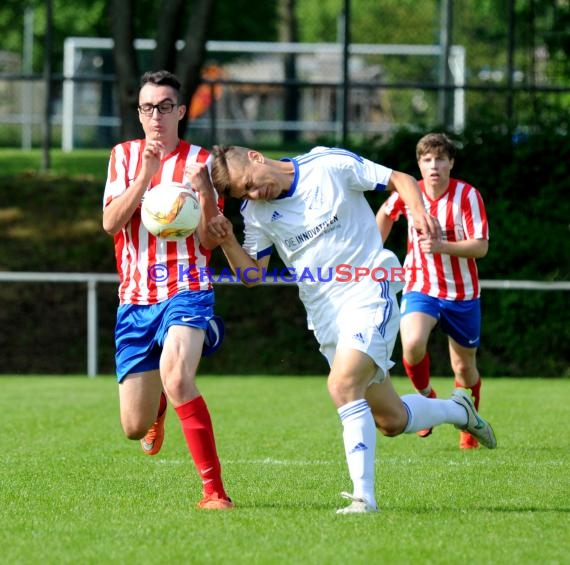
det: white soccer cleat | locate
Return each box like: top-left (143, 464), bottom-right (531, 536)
top-left (336, 492), bottom-right (378, 514)
top-left (451, 388), bottom-right (497, 449)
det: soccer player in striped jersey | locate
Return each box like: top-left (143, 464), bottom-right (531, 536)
top-left (194, 145), bottom-right (496, 514)
top-left (377, 133), bottom-right (489, 449)
top-left (102, 70), bottom-right (232, 509)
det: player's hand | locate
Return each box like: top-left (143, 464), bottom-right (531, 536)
top-left (207, 214), bottom-right (233, 241)
top-left (414, 212), bottom-right (441, 241)
top-left (418, 235), bottom-right (444, 254)
top-left (141, 139), bottom-right (165, 177)
top-left (185, 162), bottom-right (213, 195)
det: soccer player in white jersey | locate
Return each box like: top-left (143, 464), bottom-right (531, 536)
top-left (102, 70), bottom-right (232, 509)
top-left (377, 133), bottom-right (489, 449)
top-left (193, 144), bottom-right (496, 514)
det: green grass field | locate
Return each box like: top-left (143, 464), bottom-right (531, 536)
top-left (1, 376), bottom-right (568, 564)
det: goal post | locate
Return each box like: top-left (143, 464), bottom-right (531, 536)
top-left (62, 38), bottom-right (465, 151)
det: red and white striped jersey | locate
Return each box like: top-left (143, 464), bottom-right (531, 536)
top-left (383, 178), bottom-right (488, 300)
top-left (103, 139), bottom-right (222, 305)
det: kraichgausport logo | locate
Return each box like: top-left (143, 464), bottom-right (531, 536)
top-left (147, 264), bottom-right (410, 284)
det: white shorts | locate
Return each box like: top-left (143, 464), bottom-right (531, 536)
top-left (313, 280), bottom-right (400, 385)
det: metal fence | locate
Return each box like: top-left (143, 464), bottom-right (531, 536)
top-left (1, 271), bottom-right (568, 377)
top-left (1, 1), bottom-right (568, 150)
top-left (1, 29), bottom-right (568, 150)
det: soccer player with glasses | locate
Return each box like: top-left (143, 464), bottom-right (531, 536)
top-left (138, 101), bottom-right (179, 116)
top-left (102, 70), bottom-right (233, 510)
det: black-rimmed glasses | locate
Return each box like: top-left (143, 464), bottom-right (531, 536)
top-left (138, 102), bottom-right (178, 116)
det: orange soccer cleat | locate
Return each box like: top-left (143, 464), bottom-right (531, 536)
top-left (140, 409), bottom-right (166, 456)
top-left (459, 431), bottom-right (479, 449)
top-left (197, 493), bottom-right (234, 510)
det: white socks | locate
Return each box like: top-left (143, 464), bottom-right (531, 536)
top-left (336, 394), bottom-right (470, 506)
top-left (338, 399), bottom-right (377, 508)
top-left (401, 394), bottom-right (468, 433)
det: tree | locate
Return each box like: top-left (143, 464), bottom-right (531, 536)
top-left (108, 0), bottom-right (215, 140)
top-left (106, 0), bottom-right (279, 140)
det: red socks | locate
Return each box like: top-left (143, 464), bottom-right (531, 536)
top-left (456, 377), bottom-right (481, 409)
top-left (403, 355), bottom-right (481, 410)
top-left (403, 354), bottom-right (431, 393)
top-left (175, 396), bottom-right (227, 498)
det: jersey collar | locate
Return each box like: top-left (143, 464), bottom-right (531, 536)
top-left (277, 158), bottom-right (299, 199)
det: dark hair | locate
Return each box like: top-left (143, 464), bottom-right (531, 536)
top-left (140, 70), bottom-right (182, 100)
top-left (416, 132), bottom-right (457, 161)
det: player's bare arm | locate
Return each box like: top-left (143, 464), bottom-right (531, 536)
top-left (102, 140), bottom-right (164, 235)
top-left (185, 162), bottom-right (224, 250)
top-left (376, 202), bottom-right (395, 243)
top-left (387, 170), bottom-right (441, 240)
top-left (213, 222), bottom-right (270, 288)
top-left (419, 236), bottom-right (488, 258)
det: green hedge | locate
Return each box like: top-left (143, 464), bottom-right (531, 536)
top-left (0, 125), bottom-right (568, 377)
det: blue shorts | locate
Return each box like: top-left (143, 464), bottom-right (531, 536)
top-left (114, 290), bottom-right (224, 382)
top-left (400, 291), bottom-right (481, 348)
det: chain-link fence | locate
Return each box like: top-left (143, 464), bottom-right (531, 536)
top-left (0, 1), bottom-right (568, 150)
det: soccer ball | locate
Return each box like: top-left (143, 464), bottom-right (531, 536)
top-left (141, 182), bottom-right (201, 239)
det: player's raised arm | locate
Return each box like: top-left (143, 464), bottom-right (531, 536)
top-left (387, 170), bottom-right (441, 240)
top-left (185, 161), bottom-right (224, 250)
top-left (102, 141), bottom-right (163, 235)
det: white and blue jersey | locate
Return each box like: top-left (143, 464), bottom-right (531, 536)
top-left (241, 147), bottom-right (401, 376)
